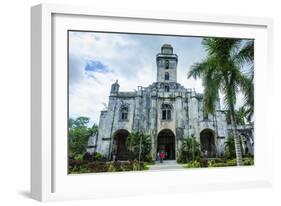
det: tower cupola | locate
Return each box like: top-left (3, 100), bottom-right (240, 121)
top-left (156, 44), bottom-right (178, 82)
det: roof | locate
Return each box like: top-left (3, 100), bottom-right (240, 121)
top-left (162, 44), bottom-right (172, 48)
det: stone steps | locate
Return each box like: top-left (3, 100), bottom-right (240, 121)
top-left (148, 160), bottom-right (184, 171)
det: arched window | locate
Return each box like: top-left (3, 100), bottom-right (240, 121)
top-left (165, 72), bottom-right (169, 80)
top-left (161, 104), bottom-right (172, 120)
top-left (164, 85), bottom-right (169, 92)
top-left (165, 60), bottom-right (169, 69)
top-left (120, 105), bottom-right (129, 120)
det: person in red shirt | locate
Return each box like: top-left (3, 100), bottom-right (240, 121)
top-left (159, 151), bottom-right (165, 163)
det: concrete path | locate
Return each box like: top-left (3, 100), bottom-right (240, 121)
top-left (148, 160), bottom-right (185, 171)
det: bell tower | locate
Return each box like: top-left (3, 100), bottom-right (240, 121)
top-left (156, 44), bottom-right (178, 82)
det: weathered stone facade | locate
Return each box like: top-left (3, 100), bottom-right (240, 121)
top-left (88, 44), bottom-right (253, 160)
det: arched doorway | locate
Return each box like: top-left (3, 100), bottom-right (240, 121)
top-left (157, 129), bottom-right (175, 160)
top-left (200, 129), bottom-right (216, 157)
top-left (113, 129), bottom-right (130, 160)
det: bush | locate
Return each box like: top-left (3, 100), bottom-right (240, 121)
top-left (209, 162), bottom-right (228, 167)
top-left (87, 161), bottom-right (109, 172)
top-left (206, 158), bottom-right (238, 168)
top-left (74, 153), bottom-right (84, 161)
top-left (207, 158), bottom-right (254, 167)
top-left (207, 158), bottom-right (225, 167)
top-left (93, 152), bottom-right (103, 161)
top-left (143, 154), bottom-right (154, 163)
top-left (243, 157), bottom-right (254, 165)
top-left (185, 160), bottom-right (201, 168)
top-left (106, 160), bottom-right (147, 173)
top-left (227, 159), bottom-right (237, 166)
top-left (68, 158), bottom-right (153, 174)
top-left (107, 164), bottom-right (116, 172)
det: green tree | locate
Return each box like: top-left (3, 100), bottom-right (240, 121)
top-left (224, 135), bottom-right (244, 159)
top-left (178, 134), bottom-right (201, 163)
top-left (68, 116), bottom-right (94, 158)
top-left (226, 107), bottom-right (247, 125)
top-left (126, 131), bottom-right (152, 161)
top-left (235, 40), bottom-right (254, 122)
top-left (188, 38), bottom-right (253, 166)
top-left (72, 116), bottom-right (90, 128)
top-left (89, 124), bottom-right (98, 136)
top-left (224, 136), bottom-right (236, 159)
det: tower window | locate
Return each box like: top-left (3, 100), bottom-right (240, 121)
top-left (120, 105), bottom-right (129, 120)
top-left (165, 60), bottom-right (169, 69)
top-left (165, 72), bottom-right (169, 80)
top-left (164, 85), bottom-right (169, 92)
top-left (161, 104), bottom-right (172, 120)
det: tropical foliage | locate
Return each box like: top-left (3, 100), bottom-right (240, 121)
top-left (236, 40), bottom-right (254, 122)
top-left (68, 116), bottom-right (98, 159)
top-left (226, 107), bottom-right (248, 125)
top-left (126, 131), bottom-right (152, 162)
top-left (188, 38), bottom-right (254, 166)
top-left (69, 160), bottom-right (148, 174)
top-left (224, 136), bottom-right (236, 159)
top-left (185, 160), bottom-right (201, 168)
top-left (178, 134), bottom-right (201, 163)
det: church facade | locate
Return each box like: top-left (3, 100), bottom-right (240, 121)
top-left (87, 44), bottom-right (253, 160)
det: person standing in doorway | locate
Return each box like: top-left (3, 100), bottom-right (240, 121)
top-left (156, 151), bottom-right (160, 161)
top-left (160, 151), bottom-right (165, 163)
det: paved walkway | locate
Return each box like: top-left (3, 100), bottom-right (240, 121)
top-left (148, 160), bottom-right (185, 171)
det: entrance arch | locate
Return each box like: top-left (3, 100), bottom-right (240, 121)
top-left (200, 129), bottom-right (216, 157)
top-left (157, 129), bottom-right (175, 160)
top-left (113, 129), bottom-right (130, 160)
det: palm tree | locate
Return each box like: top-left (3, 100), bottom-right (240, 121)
top-left (181, 134), bottom-right (201, 162)
top-left (235, 40), bottom-right (254, 122)
top-left (126, 131), bottom-right (152, 161)
top-left (224, 136), bottom-right (236, 159)
top-left (226, 107), bottom-right (247, 125)
top-left (188, 38), bottom-right (253, 166)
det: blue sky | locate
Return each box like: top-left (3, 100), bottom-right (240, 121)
top-left (68, 31), bottom-right (244, 125)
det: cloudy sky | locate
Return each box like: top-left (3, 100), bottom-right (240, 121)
top-left (68, 31), bottom-right (244, 125)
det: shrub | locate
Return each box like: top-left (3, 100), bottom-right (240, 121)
top-left (69, 158), bottom-right (148, 174)
top-left (144, 154), bottom-right (154, 163)
top-left (243, 157), bottom-right (254, 165)
top-left (87, 161), bottom-right (108, 172)
top-left (74, 153), bottom-right (84, 161)
top-left (185, 160), bottom-right (201, 168)
top-left (227, 159), bottom-right (237, 166)
top-left (207, 158), bottom-right (225, 167)
top-left (83, 152), bottom-right (92, 161)
top-left (93, 152), bottom-right (103, 161)
top-left (207, 158), bottom-right (237, 167)
top-left (120, 162), bottom-right (132, 171)
top-left (107, 164), bottom-right (116, 172)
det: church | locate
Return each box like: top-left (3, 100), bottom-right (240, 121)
top-left (87, 44), bottom-right (253, 161)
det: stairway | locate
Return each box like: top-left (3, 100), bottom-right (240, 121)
top-left (148, 160), bottom-right (184, 171)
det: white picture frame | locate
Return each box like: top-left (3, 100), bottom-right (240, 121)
top-left (31, 3), bottom-right (274, 202)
